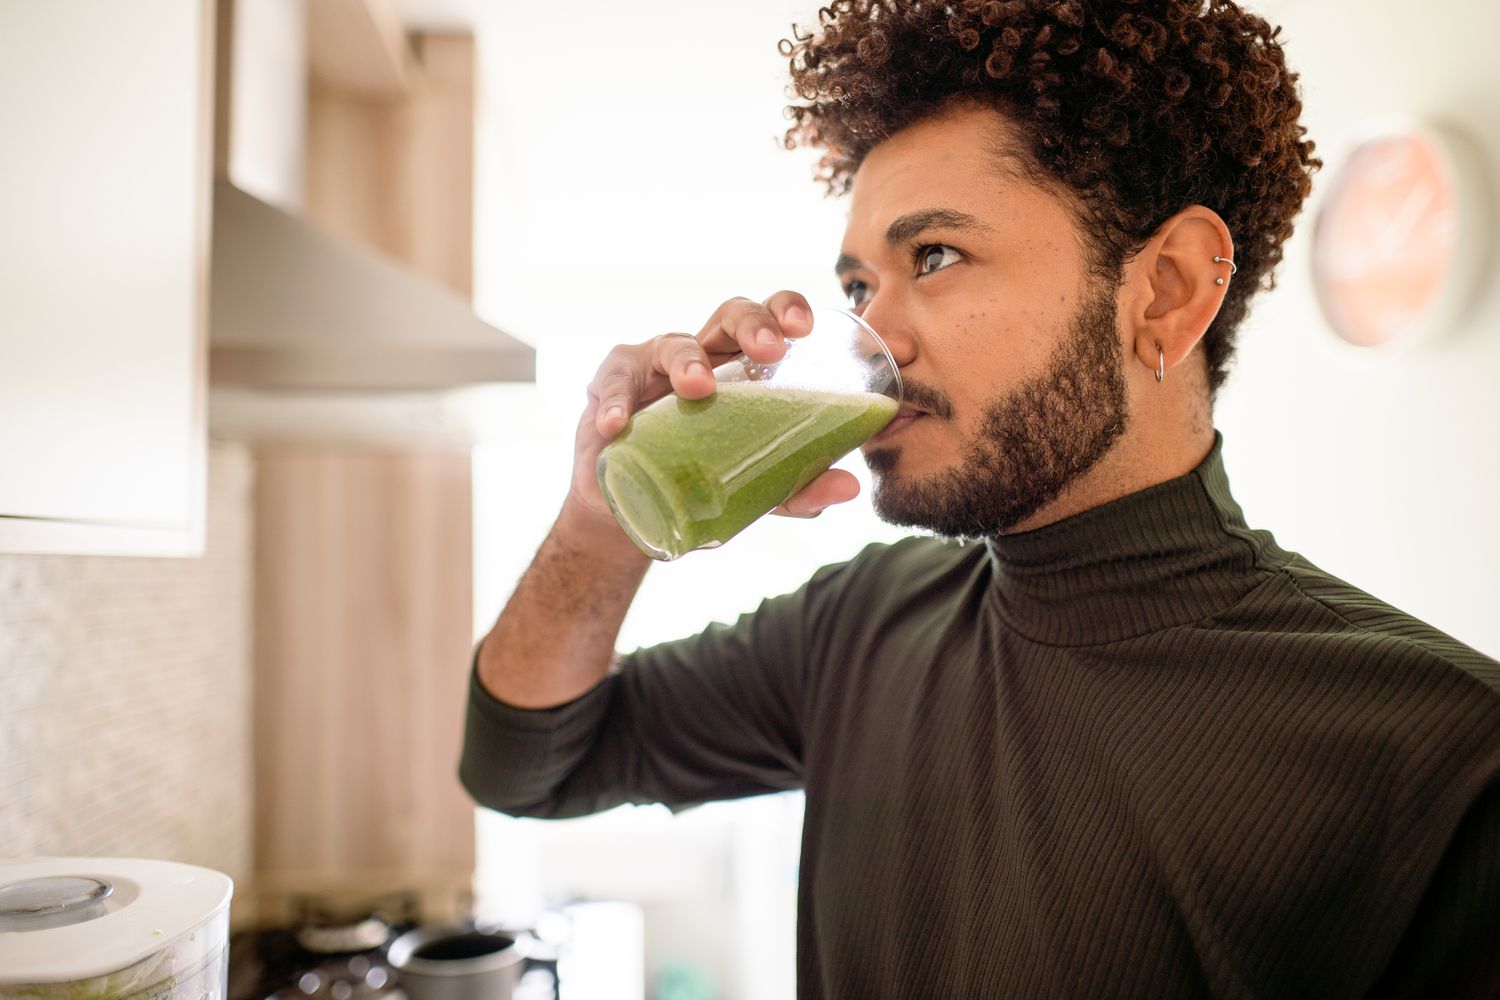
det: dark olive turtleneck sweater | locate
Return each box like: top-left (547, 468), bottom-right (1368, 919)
top-left (461, 435), bottom-right (1500, 998)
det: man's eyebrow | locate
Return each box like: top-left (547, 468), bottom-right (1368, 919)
top-left (885, 208), bottom-right (992, 247)
top-left (834, 209), bottom-right (993, 276)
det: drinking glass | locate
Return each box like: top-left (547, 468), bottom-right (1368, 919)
top-left (596, 307), bottom-right (903, 560)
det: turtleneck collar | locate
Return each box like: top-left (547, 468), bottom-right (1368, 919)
top-left (983, 432), bottom-right (1280, 646)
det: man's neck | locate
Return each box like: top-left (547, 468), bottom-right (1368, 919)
top-left (1000, 422), bottom-right (1217, 536)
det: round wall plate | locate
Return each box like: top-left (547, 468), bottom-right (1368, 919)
top-left (1311, 118), bottom-right (1494, 353)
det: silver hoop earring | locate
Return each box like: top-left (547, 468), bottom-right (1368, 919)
top-left (1212, 255), bottom-right (1237, 286)
top-left (1155, 344), bottom-right (1165, 383)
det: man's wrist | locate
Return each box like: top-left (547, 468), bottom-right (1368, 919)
top-left (556, 494), bottom-right (652, 567)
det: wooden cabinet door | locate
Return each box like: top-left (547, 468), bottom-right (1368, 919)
top-left (252, 448), bottom-right (477, 897)
top-left (0, 1), bottom-right (211, 555)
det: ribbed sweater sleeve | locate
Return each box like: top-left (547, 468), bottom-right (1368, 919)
top-left (459, 555), bottom-right (863, 819)
top-left (459, 661), bottom-right (616, 817)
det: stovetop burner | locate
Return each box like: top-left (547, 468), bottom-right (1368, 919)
top-left (228, 892), bottom-right (558, 1000)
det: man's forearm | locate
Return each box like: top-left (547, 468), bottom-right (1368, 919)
top-left (476, 498), bottom-right (651, 709)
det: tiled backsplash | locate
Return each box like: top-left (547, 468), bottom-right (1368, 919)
top-left (0, 443), bottom-right (255, 883)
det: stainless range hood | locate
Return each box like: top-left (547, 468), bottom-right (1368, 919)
top-left (209, 180), bottom-right (533, 392)
top-left (206, 181), bottom-right (536, 447)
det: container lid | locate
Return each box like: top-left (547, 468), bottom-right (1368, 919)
top-left (0, 857), bottom-right (233, 984)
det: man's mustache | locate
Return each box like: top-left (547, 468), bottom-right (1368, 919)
top-left (897, 378), bottom-right (954, 420)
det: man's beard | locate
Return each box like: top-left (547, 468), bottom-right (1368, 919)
top-left (864, 287), bottom-right (1129, 538)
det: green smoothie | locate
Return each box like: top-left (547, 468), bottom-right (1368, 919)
top-left (597, 382), bottom-right (899, 560)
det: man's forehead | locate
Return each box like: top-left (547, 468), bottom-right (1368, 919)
top-left (843, 107), bottom-right (1039, 236)
top-left (861, 102), bottom-right (1031, 178)
top-left (841, 161), bottom-right (1028, 250)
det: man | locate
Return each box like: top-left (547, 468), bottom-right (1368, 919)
top-left (460, 0), bottom-right (1500, 996)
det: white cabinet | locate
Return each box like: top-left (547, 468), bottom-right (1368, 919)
top-left (0, 1), bottom-right (211, 555)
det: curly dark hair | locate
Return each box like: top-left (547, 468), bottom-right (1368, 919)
top-left (781, 0), bottom-right (1321, 394)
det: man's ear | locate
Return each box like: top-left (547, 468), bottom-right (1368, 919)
top-left (1118, 205), bottom-right (1234, 378)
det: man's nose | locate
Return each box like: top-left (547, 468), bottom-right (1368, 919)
top-left (859, 299), bottom-right (919, 370)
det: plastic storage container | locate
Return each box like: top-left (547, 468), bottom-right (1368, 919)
top-left (0, 857), bottom-right (232, 1000)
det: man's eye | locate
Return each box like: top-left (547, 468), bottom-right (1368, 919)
top-left (917, 244), bottom-right (962, 275)
top-left (843, 279), bottom-right (870, 307)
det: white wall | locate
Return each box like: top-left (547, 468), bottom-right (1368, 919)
top-left (466, 5), bottom-right (885, 996)
top-left (467, 0), bottom-right (906, 646)
top-left (1216, 0), bottom-right (1500, 659)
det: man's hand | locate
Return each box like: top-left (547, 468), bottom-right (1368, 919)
top-left (567, 290), bottom-right (862, 529)
top-left (478, 292), bottom-right (866, 709)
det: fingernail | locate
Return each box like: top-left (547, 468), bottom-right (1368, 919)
top-left (756, 328), bottom-right (779, 348)
top-left (785, 306), bottom-right (808, 328)
top-left (605, 405), bottom-right (624, 423)
top-left (686, 361), bottom-right (710, 378)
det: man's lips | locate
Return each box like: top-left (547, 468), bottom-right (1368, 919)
top-left (866, 408), bottom-right (925, 446)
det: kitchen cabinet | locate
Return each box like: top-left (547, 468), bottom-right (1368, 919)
top-left (251, 447), bottom-right (476, 907)
top-left (0, 1), bottom-right (212, 556)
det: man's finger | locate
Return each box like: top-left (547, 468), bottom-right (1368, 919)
top-left (650, 332), bottom-right (717, 399)
top-left (698, 296), bottom-right (791, 364)
top-left (763, 289), bottom-right (815, 339)
top-left (774, 469), bottom-right (861, 517)
top-left (589, 361), bottom-right (641, 437)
